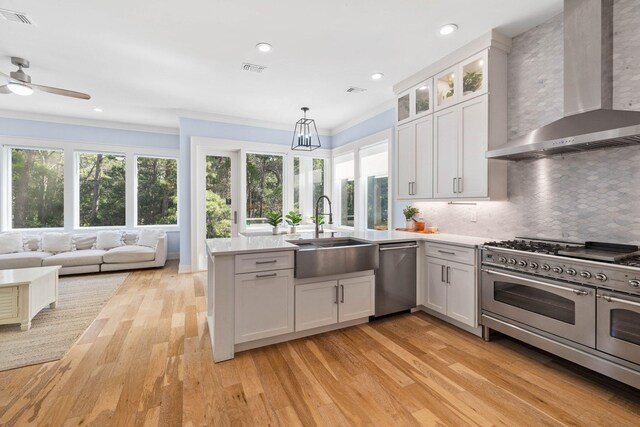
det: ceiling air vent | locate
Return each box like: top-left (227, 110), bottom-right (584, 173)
top-left (241, 63), bottom-right (267, 73)
top-left (346, 87), bottom-right (366, 94)
top-left (0, 8), bottom-right (33, 25)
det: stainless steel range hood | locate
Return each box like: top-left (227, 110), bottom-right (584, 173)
top-left (486, 0), bottom-right (640, 160)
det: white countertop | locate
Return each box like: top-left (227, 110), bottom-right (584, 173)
top-left (206, 229), bottom-right (504, 256)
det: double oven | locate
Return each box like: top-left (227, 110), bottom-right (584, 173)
top-left (481, 245), bottom-right (640, 388)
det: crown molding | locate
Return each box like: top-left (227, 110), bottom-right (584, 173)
top-left (0, 109), bottom-right (179, 135)
top-left (176, 109), bottom-right (332, 136)
top-left (329, 100), bottom-right (395, 135)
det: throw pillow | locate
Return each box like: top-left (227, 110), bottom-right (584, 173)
top-left (95, 230), bottom-right (124, 250)
top-left (137, 229), bottom-right (164, 249)
top-left (23, 235), bottom-right (41, 252)
top-left (0, 231), bottom-right (24, 255)
top-left (40, 232), bottom-right (75, 254)
top-left (73, 234), bottom-right (97, 251)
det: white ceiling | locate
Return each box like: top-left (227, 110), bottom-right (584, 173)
top-left (0, 0), bottom-right (563, 133)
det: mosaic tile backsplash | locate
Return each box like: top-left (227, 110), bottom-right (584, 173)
top-left (413, 0), bottom-right (640, 244)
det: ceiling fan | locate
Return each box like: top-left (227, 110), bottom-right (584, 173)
top-left (0, 57), bottom-right (90, 99)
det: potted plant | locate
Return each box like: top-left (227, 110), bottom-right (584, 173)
top-left (265, 212), bottom-right (283, 235)
top-left (310, 215), bottom-right (325, 232)
top-left (285, 210), bottom-right (302, 233)
top-left (403, 205), bottom-right (420, 229)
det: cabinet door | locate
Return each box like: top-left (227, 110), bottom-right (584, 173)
top-left (295, 280), bottom-right (338, 332)
top-left (446, 262), bottom-right (477, 327)
top-left (235, 269), bottom-right (294, 343)
top-left (433, 108), bottom-right (458, 198)
top-left (459, 50), bottom-right (488, 102)
top-left (414, 79), bottom-right (433, 118)
top-left (458, 96), bottom-right (488, 198)
top-left (425, 259), bottom-right (447, 314)
top-left (397, 91), bottom-right (412, 125)
top-left (397, 123), bottom-right (416, 199)
top-left (413, 116), bottom-right (433, 199)
top-left (338, 276), bottom-right (375, 322)
top-left (435, 67), bottom-right (457, 111)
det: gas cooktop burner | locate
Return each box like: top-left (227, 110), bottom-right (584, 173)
top-left (619, 255), bottom-right (640, 268)
top-left (483, 239), bottom-right (579, 255)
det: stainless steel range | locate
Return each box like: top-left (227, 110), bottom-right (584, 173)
top-left (480, 237), bottom-right (640, 389)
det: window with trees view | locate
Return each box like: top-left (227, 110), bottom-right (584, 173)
top-left (246, 153), bottom-right (283, 226)
top-left (137, 157), bottom-right (178, 225)
top-left (334, 153), bottom-right (355, 227)
top-left (11, 148), bottom-right (65, 228)
top-left (206, 155), bottom-right (232, 238)
top-left (79, 153), bottom-right (126, 227)
top-left (361, 143), bottom-right (389, 230)
top-left (293, 157), bottom-right (326, 224)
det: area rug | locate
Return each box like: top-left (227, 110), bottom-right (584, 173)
top-left (0, 272), bottom-right (128, 371)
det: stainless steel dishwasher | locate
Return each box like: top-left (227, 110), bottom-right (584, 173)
top-left (375, 241), bottom-right (418, 316)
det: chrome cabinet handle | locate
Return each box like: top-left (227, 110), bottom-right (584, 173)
top-left (458, 177), bottom-right (462, 193)
top-left (255, 260), bottom-right (277, 264)
top-left (408, 182), bottom-right (411, 195)
top-left (438, 250), bottom-right (456, 255)
top-left (453, 177), bottom-right (457, 193)
top-left (255, 273), bottom-right (277, 278)
top-left (340, 284), bottom-right (345, 303)
top-left (446, 266), bottom-right (451, 284)
top-left (335, 285), bottom-right (339, 304)
top-left (441, 265), bottom-right (445, 282)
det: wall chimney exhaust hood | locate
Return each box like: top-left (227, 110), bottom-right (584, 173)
top-left (486, 0), bottom-right (640, 160)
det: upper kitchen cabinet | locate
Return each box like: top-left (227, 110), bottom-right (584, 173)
top-left (460, 51), bottom-right (488, 102)
top-left (435, 67), bottom-right (457, 111)
top-left (397, 115), bottom-right (433, 200)
top-left (396, 78), bottom-right (433, 126)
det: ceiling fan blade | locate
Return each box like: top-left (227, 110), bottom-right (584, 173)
top-left (0, 85), bottom-right (11, 94)
top-left (31, 83), bottom-right (91, 100)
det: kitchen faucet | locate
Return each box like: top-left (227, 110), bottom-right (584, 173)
top-left (314, 195), bottom-right (333, 238)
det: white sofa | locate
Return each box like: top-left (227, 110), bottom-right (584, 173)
top-left (0, 231), bottom-right (167, 275)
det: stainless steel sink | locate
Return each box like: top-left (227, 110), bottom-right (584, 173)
top-left (288, 238), bottom-right (379, 278)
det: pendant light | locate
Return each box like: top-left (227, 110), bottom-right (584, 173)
top-left (291, 107), bottom-right (321, 151)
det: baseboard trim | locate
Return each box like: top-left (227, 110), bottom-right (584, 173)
top-left (178, 264), bottom-right (192, 274)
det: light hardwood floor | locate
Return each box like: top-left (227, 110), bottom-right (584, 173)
top-left (1, 262), bottom-right (638, 426)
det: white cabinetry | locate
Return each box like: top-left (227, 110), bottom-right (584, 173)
top-left (397, 78), bottom-right (433, 125)
top-left (235, 268), bottom-right (294, 343)
top-left (295, 274), bottom-right (374, 332)
top-left (422, 243), bottom-right (477, 329)
top-left (397, 116), bottom-right (433, 199)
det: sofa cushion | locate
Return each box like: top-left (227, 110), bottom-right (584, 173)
top-left (0, 231), bottom-right (24, 255)
top-left (103, 245), bottom-right (156, 264)
top-left (124, 231), bottom-right (139, 246)
top-left (23, 235), bottom-right (41, 252)
top-left (73, 234), bottom-right (97, 251)
top-left (96, 230), bottom-right (124, 250)
top-left (40, 232), bottom-right (75, 254)
top-left (42, 249), bottom-right (106, 267)
top-left (0, 251), bottom-right (51, 269)
top-left (137, 229), bottom-right (164, 249)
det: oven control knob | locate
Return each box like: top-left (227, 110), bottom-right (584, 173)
top-left (595, 273), bottom-right (608, 282)
top-left (518, 260), bottom-right (527, 267)
top-left (629, 280), bottom-right (640, 288)
top-left (498, 256), bottom-right (507, 263)
top-left (508, 258), bottom-right (517, 265)
top-left (541, 264), bottom-right (551, 271)
top-left (529, 262), bottom-right (539, 269)
top-left (553, 267), bottom-right (563, 273)
top-left (580, 271), bottom-right (592, 279)
top-left (566, 268), bottom-right (577, 276)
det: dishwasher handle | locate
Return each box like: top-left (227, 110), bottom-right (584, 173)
top-left (379, 244), bottom-right (419, 252)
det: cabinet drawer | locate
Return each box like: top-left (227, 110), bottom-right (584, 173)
top-left (0, 286), bottom-right (19, 320)
top-left (235, 251), bottom-right (294, 274)
top-left (425, 243), bottom-right (476, 265)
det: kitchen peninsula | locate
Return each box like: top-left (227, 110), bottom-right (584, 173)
top-left (206, 230), bottom-right (494, 362)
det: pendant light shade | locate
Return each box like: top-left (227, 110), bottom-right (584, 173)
top-left (291, 107), bottom-right (321, 151)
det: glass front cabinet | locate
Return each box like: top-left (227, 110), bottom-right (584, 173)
top-left (396, 78), bottom-right (433, 126)
top-left (435, 51), bottom-right (488, 112)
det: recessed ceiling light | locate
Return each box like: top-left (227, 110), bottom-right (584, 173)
top-left (371, 72), bottom-right (384, 80)
top-left (439, 23), bottom-right (458, 36)
top-left (255, 42), bottom-right (272, 52)
top-left (93, 107), bottom-right (103, 112)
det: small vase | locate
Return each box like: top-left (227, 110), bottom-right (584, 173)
top-left (290, 226), bottom-right (297, 234)
top-left (405, 219), bottom-right (415, 229)
top-left (272, 226), bottom-right (279, 235)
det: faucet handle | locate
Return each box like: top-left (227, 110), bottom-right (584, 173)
top-left (328, 213), bottom-right (333, 224)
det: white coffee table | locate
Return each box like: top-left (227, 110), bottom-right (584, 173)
top-left (0, 266), bottom-right (61, 331)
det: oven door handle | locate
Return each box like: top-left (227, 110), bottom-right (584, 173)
top-left (482, 269), bottom-right (591, 296)
top-left (598, 294), bottom-right (640, 307)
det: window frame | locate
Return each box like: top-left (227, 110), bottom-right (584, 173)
top-left (0, 136), bottom-right (180, 233)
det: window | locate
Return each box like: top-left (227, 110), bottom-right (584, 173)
top-left (293, 157), bottom-right (326, 224)
top-left (246, 153), bottom-right (284, 226)
top-left (11, 148), bottom-right (64, 228)
top-left (333, 153), bottom-right (355, 227)
top-left (136, 157), bottom-right (178, 225)
top-left (206, 155), bottom-right (232, 238)
top-left (360, 144), bottom-right (389, 230)
top-left (78, 152), bottom-right (126, 227)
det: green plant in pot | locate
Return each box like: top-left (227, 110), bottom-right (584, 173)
top-left (285, 210), bottom-right (302, 233)
top-left (463, 71), bottom-right (482, 94)
top-left (265, 212), bottom-right (283, 235)
top-left (403, 205), bottom-right (420, 229)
